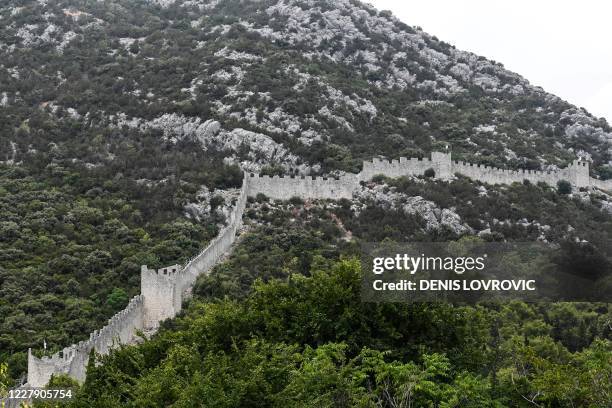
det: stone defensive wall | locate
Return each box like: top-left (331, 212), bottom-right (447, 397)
top-left (591, 177), bottom-right (612, 192)
top-left (27, 294), bottom-right (144, 386)
top-left (360, 152), bottom-right (454, 181)
top-left (23, 153), bottom-right (612, 387)
top-left (27, 175), bottom-right (251, 387)
top-left (170, 172), bottom-right (249, 319)
top-left (246, 173), bottom-right (357, 200)
top-left (451, 160), bottom-right (583, 187)
top-left (361, 151), bottom-right (610, 191)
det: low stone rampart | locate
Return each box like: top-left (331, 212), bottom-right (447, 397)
top-left (361, 156), bottom-right (433, 181)
top-left (247, 173), bottom-right (356, 200)
top-left (361, 152), bottom-right (604, 190)
top-left (27, 294), bottom-right (144, 386)
top-left (591, 178), bottom-right (612, 192)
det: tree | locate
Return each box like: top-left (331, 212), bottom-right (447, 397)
top-left (0, 363), bottom-right (10, 397)
top-left (106, 288), bottom-right (129, 311)
top-left (557, 180), bottom-right (572, 194)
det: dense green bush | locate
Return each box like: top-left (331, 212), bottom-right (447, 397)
top-left (0, 129), bottom-right (241, 382)
top-left (67, 256), bottom-right (611, 407)
top-left (557, 179), bottom-right (572, 194)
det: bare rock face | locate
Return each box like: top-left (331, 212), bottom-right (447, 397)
top-left (353, 183), bottom-right (473, 236)
top-left (440, 208), bottom-right (472, 235)
top-left (217, 128), bottom-right (290, 162)
top-left (218, 128), bottom-right (316, 174)
top-left (562, 109), bottom-right (612, 144)
top-left (477, 228), bottom-right (492, 237)
top-left (196, 120), bottom-right (222, 143)
top-left (184, 185), bottom-right (241, 224)
top-left (600, 197), bottom-right (612, 215)
top-left (110, 113), bottom-right (315, 174)
top-left (401, 196), bottom-right (441, 229)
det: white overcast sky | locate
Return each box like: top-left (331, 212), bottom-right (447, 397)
top-left (367, 0), bottom-right (612, 123)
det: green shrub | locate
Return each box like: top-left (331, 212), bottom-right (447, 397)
top-left (597, 165), bottom-right (612, 180)
top-left (256, 193), bottom-right (269, 202)
top-left (289, 196), bottom-right (304, 205)
top-left (210, 195), bottom-right (225, 210)
top-left (371, 174), bottom-right (387, 183)
top-left (557, 180), bottom-right (572, 194)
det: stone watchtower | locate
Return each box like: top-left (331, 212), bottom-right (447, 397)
top-left (567, 157), bottom-right (590, 188)
top-left (140, 265), bottom-right (181, 329)
top-left (431, 151), bottom-right (452, 180)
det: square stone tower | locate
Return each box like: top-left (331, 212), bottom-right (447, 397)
top-left (568, 158), bottom-right (590, 188)
top-left (140, 265), bottom-right (180, 329)
top-left (431, 151), bottom-right (452, 180)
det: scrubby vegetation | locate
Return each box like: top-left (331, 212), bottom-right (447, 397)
top-left (1, 0), bottom-right (611, 176)
top-left (0, 0), bottom-right (610, 404)
top-left (62, 239), bottom-right (612, 407)
top-left (0, 130), bottom-right (241, 380)
top-left (54, 184), bottom-right (610, 406)
top-left (381, 175), bottom-right (612, 245)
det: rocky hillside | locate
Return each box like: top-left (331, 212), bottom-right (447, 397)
top-left (1, 0), bottom-right (611, 178)
top-left (1, 0), bottom-right (612, 390)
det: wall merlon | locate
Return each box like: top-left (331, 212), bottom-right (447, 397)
top-left (158, 264), bottom-right (180, 275)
